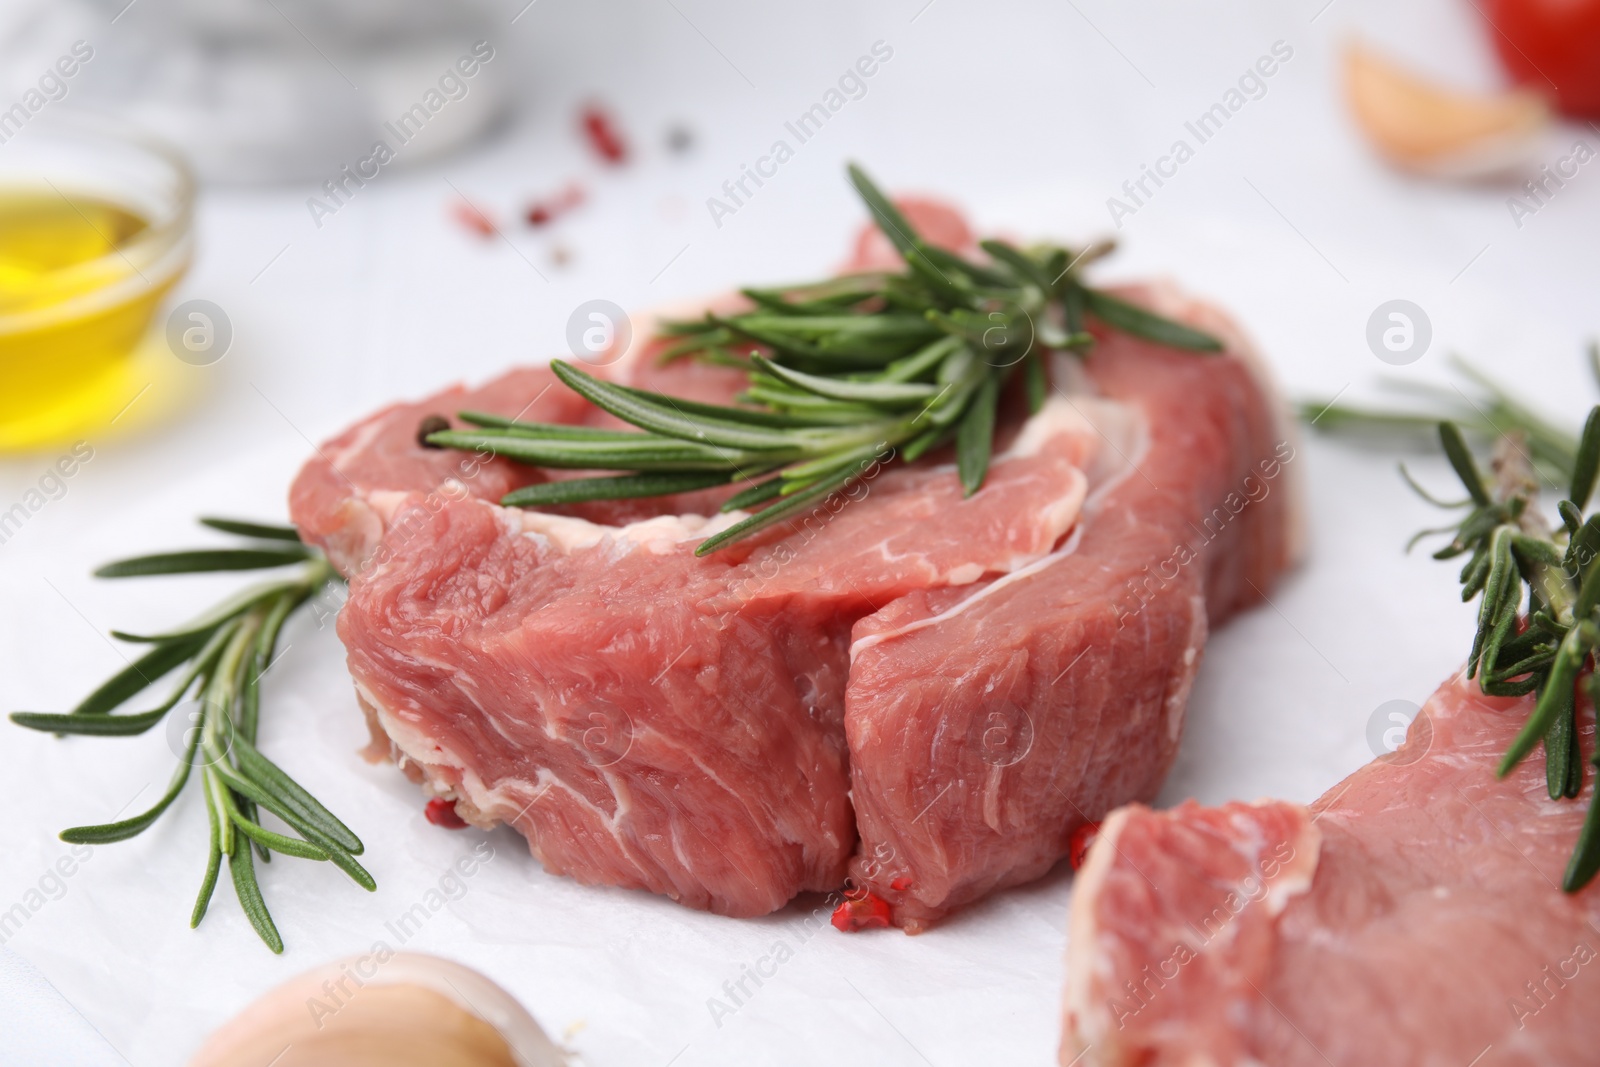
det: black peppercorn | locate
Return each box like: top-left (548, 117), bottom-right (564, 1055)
top-left (417, 414), bottom-right (451, 448)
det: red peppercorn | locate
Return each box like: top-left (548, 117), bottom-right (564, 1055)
top-left (525, 183), bottom-right (586, 227)
top-left (580, 105), bottom-right (628, 164)
top-left (1068, 820), bottom-right (1102, 870)
top-left (890, 876), bottom-right (913, 891)
top-left (425, 797), bottom-right (468, 829)
top-left (452, 200), bottom-right (497, 238)
top-left (831, 889), bottom-right (892, 932)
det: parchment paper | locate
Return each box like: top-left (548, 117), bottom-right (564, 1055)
top-left (2, 0), bottom-right (1597, 1061)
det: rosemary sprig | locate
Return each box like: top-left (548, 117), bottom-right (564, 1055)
top-left (1302, 353), bottom-right (1589, 487)
top-left (10, 519), bottom-right (368, 952)
top-left (435, 163), bottom-right (1221, 554)
top-left (1303, 350), bottom-right (1600, 890)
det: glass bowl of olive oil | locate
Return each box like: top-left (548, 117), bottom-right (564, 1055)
top-left (0, 114), bottom-right (194, 451)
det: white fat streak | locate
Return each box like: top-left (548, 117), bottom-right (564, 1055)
top-left (1243, 805), bottom-right (1322, 918)
top-left (850, 525), bottom-right (1084, 663)
top-left (875, 466), bottom-right (1084, 588)
top-left (515, 507), bottom-right (749, 555)
top-left (1062, 805), bottom-right (1136, 1058)
top-left (996, 394), bottom-right (1095, 461)
top-left (358, 678), bottom-right (627, 839)
top-left (1023, 468), bottom-right (1087, 567)
top-left (367, 483), bottom-right (740, 558)
top-left (934, 467), bottom-right (1088, 585)
top-left (1061, 802), bottom-right (1322, 1058)
top-left (1165, 595), bottom-right (1209, 745)
top-left (366, 489), bottom-right (415, 523)
top-left (352, 294), bottom-right (752, 556)
top-left (366, 483), bottom-right (475, 524)
top-left (508, 300), bottom-right (759, 557)
top-left (355, 678), bottom-right (487, 805)
top-left (945, 562), bottom-right (984, 586)
top-left (1042, 359), bottom-right (1147, 493)
top-left (848, 401), bottom-right (1094, 588)
top-left (848, 394), bottom-right (1147, 662)
top-left (325, 417), bottom-right (390, 470)
top-left (510, 394), bottom-right (1104, 561)
top-left (357, 680), bottom-right (457, 769)
top-left (358, 675), bottom-right (778, 881)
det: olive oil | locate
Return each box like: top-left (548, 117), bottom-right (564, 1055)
top-left (0, 189), bottom-right (181, 449)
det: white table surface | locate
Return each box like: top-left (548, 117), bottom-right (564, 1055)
top-left (2, 0), bottom-right (1598, 1063)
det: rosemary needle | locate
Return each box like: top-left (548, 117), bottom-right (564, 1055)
top-left (436, 163), bottom-right (1221, 554)
top-left (9, 519), bottom-right (368, 953)
top-left (1303, 348), bottom-right (1600, 891)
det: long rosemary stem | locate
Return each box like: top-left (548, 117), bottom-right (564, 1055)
top-left (9, 520), bottom-right (366, 953)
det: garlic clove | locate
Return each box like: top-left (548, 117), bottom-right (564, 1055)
top-left (1343, 40), bottom-right (1549, 179)
top-left (189, 953), bottom-right (567, 1067)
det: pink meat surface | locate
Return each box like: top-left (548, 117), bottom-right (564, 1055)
top-left (287, 332), bottom-right (758, 578)
top-left (327, 398), bottom-right (1098, 917)
top-left (287, 367), bottom-right (585, 577)
top-left (288, 208), bottom-right (1299, 923)
top-left (1063, 675), bottom-right (1600, 1066)
top-left (845, 284), bottom-right (1298, 930)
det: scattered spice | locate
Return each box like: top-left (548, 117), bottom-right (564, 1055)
top-left (831, 888), bottom-right (892, 932)
top-left (425, 797), bottom-right (469, 829)
top-left (890, 876), bottom-right (913, 891)
top-left (580, 104), bottom-right (628, 164)
top-left (1068, 821), bottom-right (1102, 871)
top-left (666, 124), bottom-right (694, 154)
top-left (525, 182), bottom-right (586, 227)
top-left (417, 414), bottom-right (451, 448)
top-left (550, 244), bottom-right (572, 268)
top-left (452, 200), bottom-right (498, 238)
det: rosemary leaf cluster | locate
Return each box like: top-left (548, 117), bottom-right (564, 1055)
top-left (432, 163), bottom-right (1221, 555)
top-left (1306, 353), bottom-right (1600, 890)
top-left (10, 519), bottom-right (366, 952)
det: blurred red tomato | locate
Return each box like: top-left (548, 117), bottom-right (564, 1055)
top-left (1485, 0), bottom-right (1600, 116)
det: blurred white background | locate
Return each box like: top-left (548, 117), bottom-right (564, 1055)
top-left (0, 0), bottom-right (1596, 1063)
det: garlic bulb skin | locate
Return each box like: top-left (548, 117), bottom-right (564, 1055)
top-left (1344, 41), bottom-right (1549, 179)
top-left (189, 953), bottom-right (566, 1067)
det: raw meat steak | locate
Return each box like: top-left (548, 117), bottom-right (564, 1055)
top-left (1062, 675), bottom-right (1600, 1066)
top-left (845, 283), bottom-right (1299, 930)
top-left (289, 211), bottom-right (1299, 923)
top-left (323, 395), bottom-right (1099, 916)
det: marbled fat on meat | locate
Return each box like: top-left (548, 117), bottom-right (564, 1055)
top-left (845, 284), bottom-right (1299, 930)
top-left (1063, 675), bottom-right (1600, 1066)
top-left (326, 392), bottom-right (1099, 916)
top-left (288, 208), bottom-right (1299, 924)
